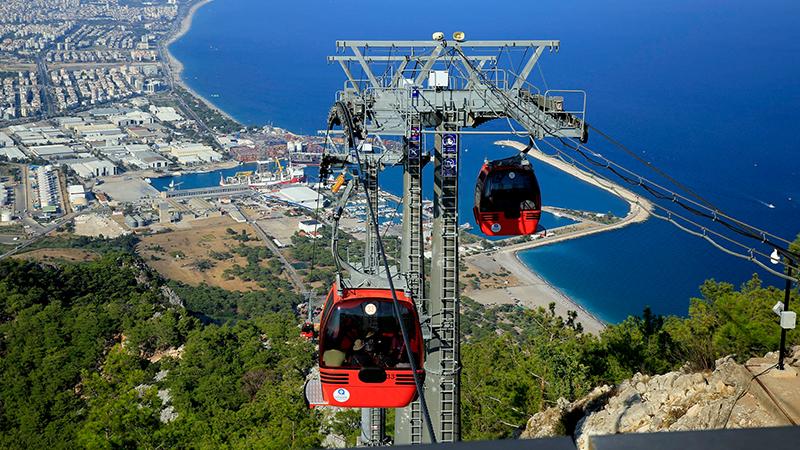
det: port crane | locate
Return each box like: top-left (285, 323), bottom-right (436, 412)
top-left (307, 33), bottom-right (587, 445)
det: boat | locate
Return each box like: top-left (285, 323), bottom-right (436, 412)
top-left (220, 158), bottom-right (306, 188)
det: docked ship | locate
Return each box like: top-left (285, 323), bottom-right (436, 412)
top-left (220, 158), bottom-right (306, 188)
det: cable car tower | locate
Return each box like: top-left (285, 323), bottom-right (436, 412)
top-left (323, 33), bottom-right (587, 445)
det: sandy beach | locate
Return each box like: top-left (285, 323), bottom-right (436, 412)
top-left (162, 0), bottom-right (240, 124)
top-left (465, 249), bottom-right (607, 334)
top-left (463, 140), bottom-right (655, 334)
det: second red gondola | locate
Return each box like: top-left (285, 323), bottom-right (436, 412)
top-left (473, 155), bottom-right (542, 236)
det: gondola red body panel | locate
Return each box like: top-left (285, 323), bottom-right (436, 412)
top-left (315, 283), bottom-right (424, 408)
top-left (473, 157), bottom-right (542, 236)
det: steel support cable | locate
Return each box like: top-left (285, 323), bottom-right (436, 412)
top-left (586, 123), bottom-right (717, 209)
top-left (450, 56), bottom-right (800, 283)
top-left (338, 102), bottom-right (437, 443)
top-left (555, 135), bottom-right (800, 261)
top-left (555, 133), bottom-right (798, 248)
top-left (541, 139), bottom-right (800, 280)
top-left (450, 46), bottom-right (800, 262)
top-left (533, 138), bottom-right (800, 282)
top-left (546, 137), bottom-right (796, 280)
top-left (456, 50), bottom-right (796, 280)
top-left (650, 207), bottom-right (800, 282)
top-left (304, 119), bottom-right (341, 323)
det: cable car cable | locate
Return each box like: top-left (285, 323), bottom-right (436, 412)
top-left (586, 123), bottom-right (717, 210)
top-left (347, 138), bottom-right (438, 443)
top-left (533, 137), bottom-right (800, 281)
top-left (331, 101), bottom-right (437, 442)
top-left (450, 46), bottom-right (800, 262)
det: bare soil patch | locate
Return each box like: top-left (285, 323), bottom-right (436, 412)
top-left (137, 216), bottom-right (266, 291)
top-left (14, 248), bottom-right (100, 263)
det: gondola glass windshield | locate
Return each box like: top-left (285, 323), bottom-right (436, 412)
top-left (478, 167), bottom-right (539, 218)
top-left (321, 299), bottom-right (421, 370)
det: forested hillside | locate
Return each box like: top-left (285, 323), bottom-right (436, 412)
top-left (0, 252), bottom-right (319, 448)
top-left (0, 236), bottom-right (797, 447)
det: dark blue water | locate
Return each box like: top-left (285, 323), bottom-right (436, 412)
top-left (150, 163), bottom-right (257, 191)
top-left (171, 0), bottom-right (800, 322)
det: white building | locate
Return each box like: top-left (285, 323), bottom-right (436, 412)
top-left (149, 105), bottom-right (182, 122)
top-left (30, 144), bottom-right (75, 159)
top-left (0, 146), bottom-right (27, 161)
top-left (36, 166), bottom-right (57, 208)
top-left (0, 131), bottom-right (13, 147)
top-left (298, 219), bottom-right (322, 238)
top-left (68, 159), bottom-right (118, 178)
top-left (126, 150), bottom-right (169, 169)
top-left (166, 143), bottom-right (222, 165)
top-left (109, 111), bottom-right (154, 127)
top-left (67, 184), bottom-right (86, 206)
top-left (276, 185), bottom-right (322, 210)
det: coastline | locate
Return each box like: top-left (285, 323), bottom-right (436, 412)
top-left (464, 140), bottom-right (654, 334)
top-left (162, 0), bottom-right (241, 124)
top-left (158, 4), bottom-right (639, 332)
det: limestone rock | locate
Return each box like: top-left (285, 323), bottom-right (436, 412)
top-left (522, 352), bottom-right (795, 450)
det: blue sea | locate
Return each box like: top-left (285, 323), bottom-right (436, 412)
top-left (170, 0), bottom-right (800, 323)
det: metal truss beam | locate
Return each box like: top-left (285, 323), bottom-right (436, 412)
top-left (326, 37), bottom-right (587, 445)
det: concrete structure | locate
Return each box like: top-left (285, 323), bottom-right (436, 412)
top-left (220, 204), bottom-right (246, 223)
top-left (161, 184), bottom-right (251, 200)
top-left (30, 144), bottom-right (75, 159)
top-left (68, 159), bottom-right (118, 178)
top-left (148, 105), bottom-right (182, 122)
top-left (0, 146), bottom-right (27, 161)
top-left (275, 185), bottom-right (320, 209)
top-left (124, 214), bottom-right (146, 228)
top-left (165, 143), bottom-right (222, 165)
top-left (298, 219), bottom-right (321, 236)
top-left (35, 165), bottom-right (57, 209)
top-left (0, 131), bottom-right (13, 147)
top-left (158, 202), bottom-right (180, 223)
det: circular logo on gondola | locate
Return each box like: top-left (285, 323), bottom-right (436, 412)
top-left (333, 387), bottom-right (350, 403)
top-left (365, 303), bottom-right (377, 316)
top-left (508, 171), bottom-right (516, 179)
top-left (491, 223), bottom-right (501, 233)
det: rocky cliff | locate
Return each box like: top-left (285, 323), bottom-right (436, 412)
top-left (522, 347), bottom-right (800, 449)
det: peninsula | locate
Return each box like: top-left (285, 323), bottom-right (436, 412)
top-left (463, 140), bottom-right (653, 334)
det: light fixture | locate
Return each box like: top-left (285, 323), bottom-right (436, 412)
top-left (452, 31), bottom-right (465, 42)
top-left (432, 31), bottom-right (445, 41)
top-left (770, 248), bottom-right (781, 265)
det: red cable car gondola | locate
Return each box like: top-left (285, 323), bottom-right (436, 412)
top-left (307, 282), bottom-right (424, 408)
top-left (473, 154), bottom-right (541, 236)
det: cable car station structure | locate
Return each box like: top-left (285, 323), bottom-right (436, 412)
top-left (307, 34), bottom-right (588, 446)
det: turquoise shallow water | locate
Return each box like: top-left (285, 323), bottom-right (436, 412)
top-left (170, 0), bottom-right (800, 322)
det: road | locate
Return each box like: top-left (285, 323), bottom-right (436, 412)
top-left (238, 204), bottom-right (306, 293)
top-left (36, 57), bottom-right (55, 117)
top-left (0, 210), bottom-right (84, 260)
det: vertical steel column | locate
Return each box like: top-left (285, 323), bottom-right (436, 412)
top-left (360, 407), bottom-right (386, 446)
top-left (362, 157), bottom-right (380, 275)
top-left (360, 156), bottom-right (386, 446)
top-left (396, 119), bottom-right (426, 445)
top-left (426, 121), bottom-right (461, 443)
